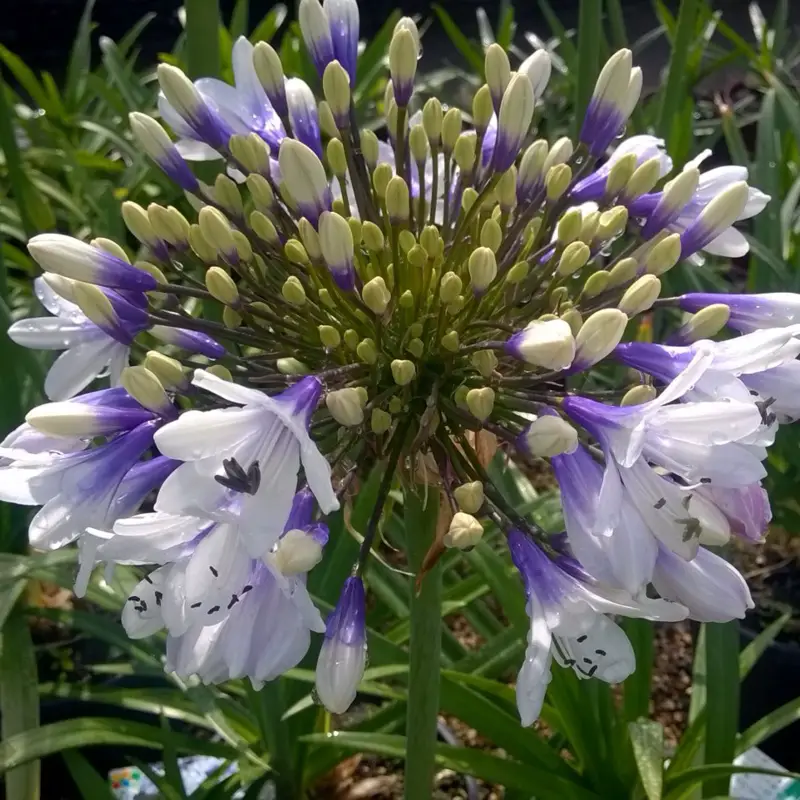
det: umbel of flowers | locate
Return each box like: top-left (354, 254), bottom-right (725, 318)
top-left (1, 0), bottom-right (788, 724)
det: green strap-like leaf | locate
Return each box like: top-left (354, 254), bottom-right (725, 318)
top-left (62, 751), bottom-right (115, 799)
top-left (629, 719), bottom-right (664, 800)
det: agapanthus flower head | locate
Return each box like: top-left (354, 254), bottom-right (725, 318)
top-left (6, 16), bottom-right (788, 729)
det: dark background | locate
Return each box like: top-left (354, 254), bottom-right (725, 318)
top-left (1, 0), bottom-right (794, 84)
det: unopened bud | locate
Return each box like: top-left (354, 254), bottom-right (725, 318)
top-left (624, 156), bottom-right (662, 199)
top-left (468, 247), bottom-right (497, 292)
top-left (92, 238), bottom-right (129, 263)
top-left (206, 364), bottom-right (233, 381)
top-left (188, 225), bottom-right (216, 263)
top-left (407, 338), bottom-right (424, 358)
top-left (481, 218), bottom-right (503, 252)
top-left (462, 187), bottom-right (479, 213)
top-left (391, 359), bottom-right (416, 386)
top-left (542, 137), bottom-right (573, 174)
top-left (357, 338), bottom-right (378, 364)
top-left (485, 44), bottom-right (511, 110)
top-left (362, 221), bottom-right (385, 251)
top-left (597, 206), bottom-right (629, 240)
top-left (454, 132), bottom-right (477, 173)
top-left (466, 387), bottom-right (495, 421)
top-left (557, 241), bottom-right (590, 276)
top-left (232, 231), bottom-right (252, 262)
top-left (205, 267), bottom-right (239, 306)
top-left (282, 276), bottom-right (307, 306)
top-left (507, 319), bottom-right (575, 370)
top-left (444, 512), bottom-right (484, 549)
top-left (447, 296), bottom-right (465, 315)
top-left (371, 408), bottom-right (392, 434)
top-left (398, 289), bottom-right (414, 309)
top-left (605, 153), bottom-right (638, 196)
top-left (285, 239), bottom-right (310, 265)
top-left (574, 308), bottom-right (629, 368)
top-left (644, 232), bottom-right (682, 276)
top-left (360, 129), bottom-right (379, 167)
top-left (246, 173), bottom-right (275, 212)
top-left (318, 288), bottom-right (335, 308)
top-left (373, 163), bottom-right (393, 198)
top-left (223, 306), bottom-right (242, 328)
top-left (385, 176), bottom-right (410, 222)
top-left (389, 27), bottom-right (418, 106)
top-left (422, 97), bottom-right (443, 143)
top-left (319, 325), bottom-right (342, 349)
top-left (213, 174), bottom-right (244, 217)
top-left (545, 164), bottom-right (572, 200)
top-left (472, 84), bottom-right (494, 132)
top-left (326, 388), bottom-right (365, 427)
top-left (250, 211), bottom-right (279, 245)
top-left (523, 415), bottom-right (578, 457)
top-left (144, 351), bottom-right (188, 391)
top-left (122, 201), bottom-right (160, 249)
top-left (322, 60), bottom-right (351, 126)
top-left (618, 275), bottom-right (661, 315)
top-left (120, 366), bottom-right (171, 416)
top-left (471, 350), bottom-right (498, 378)
top-left (607, 257), bottom-right (639, 288)
top-left (453, 482), bottom-right (485, 514)
top-left (582, 270), bottom-right (611, 298)
top-left (506, 261), bottom-right (529, 284)
top-left (409, 124), bottom-right (429, 163)
top-left (362, 276), bottom-right (391, 315)
top-left (441, 330), bottom-right (460, 352)
top-left (497, 167), bottom-right (517, 211)
top-left (343, 329), bottom-right (359, 351)
top-left (327, 138), bottom-right (348, 177)
top-left (299, 217), bottom-right (323, 261)
top-left (678, 304), bottom-right (731, 342)
top-left (198, 207), bottom-right (237, 260)
top-left (134, 261), bottom-right (167, 289)
top-left (442, 107), bottom-right (462, 152)
top-left (579, 211), bottom-right (601, 244)
top-left (440, 272), bottom-right (462, 303)
top-left (556, 208), bottom-right (583, 245)
top-left (561, 308), bottom-right (583, 336)
top-left (621, 384), bottom-right (657, 406)
top-left (398, 229), bottom-right (416, 253)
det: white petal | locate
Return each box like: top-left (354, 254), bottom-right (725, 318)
top-left (174, 139), bottom-right (225, 160)
top-left (647, 400), bottom-right (761, 446)
top-left (315, 639), bottom-right (366, 714)
top-left (560, 616), bottom-right (635, 683)
top-left (44, 337), bottom-right (120, 400)
top-left (192, 369), bottom-right (269, 407)
top-left (8, 317), bottom-right (99, 350)
top-left (703, 227), bottom-right (749, 257)
top-left (35, 277), bottom-right (86, 322)
top-left (184, 523), bottom-right (251, 609)
top-left (516, 593), bottom-right (552, 726)
top-left (121, 568), bottom-right (168, 639)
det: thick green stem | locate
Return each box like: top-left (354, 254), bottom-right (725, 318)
top-left (404, 490), bottom-right (443, 799)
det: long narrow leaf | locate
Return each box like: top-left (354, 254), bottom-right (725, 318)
top-left (629, 719), bottom-right (664, 800)
top-left (572, 0), bottom-right (602, 140)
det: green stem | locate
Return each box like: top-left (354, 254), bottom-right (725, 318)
top-left (403, 489), bottom-right (443, 800)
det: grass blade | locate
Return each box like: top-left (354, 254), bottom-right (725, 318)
top-left (572, 0), bottom-right (603, 140)
top-left (62, 751), bottom-right (116, 799)
top-left (656, 0), bottom-right (700, 153)
top-left (185, 0), bottom-right (221, 79)
top-left (403, 490), bottom-right (443, 799)
top-left (702, 620), bottom-right (740, 797)
top-left (432, 4), bottom-right (485, 76)
top-left (629, 719), bottom-right (664, 800)
top-left (736, 695), bottom-right (800, 754)
top-left (623, 618), bottom-right (654, 722)
top-left (64, 0), bottom-right (96, 109)
top-left (250, 4), bottom-right (287, 44)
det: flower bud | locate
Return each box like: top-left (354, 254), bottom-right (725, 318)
top-left (362, 221), bottom-right (384, 251)
top-left (399, 290), bottom-right (414, 308)
top-left (506, 261), bottom-right (529, 284)
top-left (641, 167), bottom-right (699, 240)
top-left (466, 387), bottom-right (495, 421)
top-left (253, 42), bottom-right (288, 115)
top-left (281, 276), bottom-right (307, 309)
top-left (545, 164), bottom-right (572, 201)
top-left (391, 359), bottom-right (416, 386)
top-left (120, 366), bottom-right (172, 416)
top-left (556, 208), bottom-right (583, 245)
top-left (322, 60), bottom-right (351, 127)
top-left (467, 350), bottom-right (497, 379)
top-left (409, 124), bottom-right (429, 163)
top-left (557, 241), bottom-right (590, 276)
top-left (223, 306), bottom-right (242, 328)
top-left (319, 101), bottom-right (341, 140)
top-left (454, 131), bottom-right (477, 173)
top-left (146, 205), bottom-right (183, 248)
top-left (316, 576), bottom-right (367, 714)
top-left (582, 270), bottom-right (611, 298)
top-left (144, 351), bottom-right (189, 392)
top-left (398, 229), bottom-right (416, 254)
top-left (680, 182), bottom-right (749, 258)
top-left (476, 219), bottom-right (502, 254)
top-left (468, 247), bottom-right (497, 293)
top-left (205, 364), bottom-right (233, 381)
top-left (453, 481), bottom-right (484, 514)
top-left (517, 140), bottom-right (548, 199)
top-left (597, 206), bottom-right (628, 240)
top-left (357, 338), bottom-right (378, 364)
top-left (485, 44), bottom-right (511, 112)
top-left (204, 267), bottom-right (239, 308)
top-left (542, 137), bottom-right (573, 174)
top-left (319, 211), bottom-right (355, 290)
top-left (250, 211), bottom-right (279, 246)
top-left (623, 156), bottom-right (662, 201)
top-left (229, 132), bottom-right (271, 176)
top-left (422, 97), bottom-right (443, 143)
top-left (674, 304), bottom-right (731, 343)
top-left (317, 325), bottom-right (341, 349)
top-left (447, 296), bottom-right (465, 315)
top-left (580, 49), bottom-right (634, 155)
top-left (522, 415), bottom-right (578, 457)
top-left (285, 239), bottom-right (310, 266)
top-left (441, 330), bottom-right (459, 352)
top-left (444, 512), bottom-right (484, 549)
top-left (122, 201), bottom-right (161, 251)
top-left (362, 276), bottom-right (391, 315)
top-left (605, 152), bottom-right (638, 197)
top-left (506, 319), bottom-right (575, 370)
top-left (441, 108), bottom-right (462, 153)
top-left (607, 257), bottom-right (639, 288)
top-left (561, 308), bottom-right (582, 336)
top-left (618, 274), bottom-right (661, 315)
top-left (577, 211), bottom-right (600, 245)
top-left (519, 50), bottom-right (552, 100)
top-left (278, 138), bottom-right (331, 225)
top-left (246, 173), bottom-right (275, 212)
top-left (129, 111), bottom-right (198, 191)
top-left (496, 167), bottom-right (517, 211)
top-left (91, 238), bottom-right (129, 264)
top-left (270, 526), bottom-right (325, 576)
top-left (212, 174), bottom-right (244, 218)
top-left (324, 139), bottom-right (347, 179)
top-left (462, 188), bottom-right (479, 213)
top-left (198, 207), bottom-right (238, 264)
top-left (620, 384), bottom-right (657, 406)
top-left (232, 231), bottom-right (252, 263)
top-left (407, 244), bottom-right (426, 268)
top-left (389, 27), bottom-right (418, 106)
top-left (385, 176), bottom-right (410, 223)
top-left (439, 272), bottom-right (462, 303)
top-left (407, 338), bottom-right (424, 358)
top-left (325, 387), bottom-right (364, 427)
top-left (472, 84), bottom-right (494, 133)
top-left (644, 232), bottom-right (682, 276)
top-left (574, 308), bottom-right (628, 368)
top-left (492, 73), bottom-right (535, 173)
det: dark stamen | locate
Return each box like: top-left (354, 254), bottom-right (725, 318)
top-left (588, 665), bottom-right (598, 677)
top-left (207, 605), bottom-right (220, 615)
top-left (191, 602), bottom-right (202, 609)
top-left (576, 634), bottom-right (588, 643)
top-left (595, 649), bottom-right (607, 656)
top-left (209, 566), bottom-right (219, 577)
